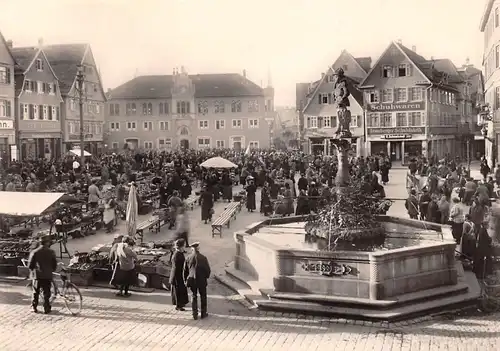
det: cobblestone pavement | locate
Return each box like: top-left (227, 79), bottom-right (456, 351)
top-left (1, 168), bottom-right (499, 350)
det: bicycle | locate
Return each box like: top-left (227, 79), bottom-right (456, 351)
top-left (24, 260), bottom-right (83, 315)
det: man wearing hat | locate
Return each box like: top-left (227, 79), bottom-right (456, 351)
top-left (169, 239), bottom-right (189, 310)
top-left (27, 234), bottom-right (57, 314)
top-left (183, 242), bottom-right (211, 320)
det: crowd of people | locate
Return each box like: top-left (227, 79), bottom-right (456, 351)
top-left (404, 155), bottom-right (497, 278)
top-left (11, 147), bottom-right (500, 315)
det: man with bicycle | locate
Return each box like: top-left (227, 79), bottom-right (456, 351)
top-left (27, 235), bottom-right (57, 314)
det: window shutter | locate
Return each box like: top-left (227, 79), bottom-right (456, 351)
top-left (6, 101), bottom-right (11, 117)
top-left (328, 93), bottom-right (332, 104)
top-left (318, 94), bottom-right (321, 104)
top-left (6, 68), bottom-right (10, 84)
top-left (20, 103), bottom-right (24, 119)
top-left (48, 106), bottom-right (52, 120)
top-left (56, 107), bottom-right (60, 120)
top-left (407, 64), bottom-right (412, 76)
top-left (39, 105), bottom-right (43, 119)
top-left (29, 104), bottom-right (34, 119)
top-left (159, 103), bottom-right (163, 114)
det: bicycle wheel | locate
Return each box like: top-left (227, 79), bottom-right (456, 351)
top-left (62, 282), bottom-right (82, 315)
top-left (26, 280), bottom-right (58, 305)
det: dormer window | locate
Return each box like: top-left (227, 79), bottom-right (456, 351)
top-left (366, 90), bottom-right (379, 103)
top-left (382, 65), bottom-right (393, 78)
top-left (318, 93), bottom-right (330, 104)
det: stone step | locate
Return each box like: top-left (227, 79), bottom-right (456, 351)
top-left (213, 271), bottom-right (263, 308)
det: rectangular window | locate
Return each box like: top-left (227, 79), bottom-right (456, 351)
top-left (396, 112), bottom-right (407, 127)
top-left (112, 142), bottom-right (119, 149)
top-left (0, 100), bottom-right (11, 117)
top-left (410, 87), bottom-right (423, 101)
top-left (380, 113), bottom-right (392, 127)
top-left (197, 137), bottom-right (211, 148)
top-left (382, 65), bottom-right (393, 78)
top-left (198, 120), bottom-right (209, 129)
top-left (216, 120), bottom-right (225, 129)
top-left (24, 80), bottom-right (31, 92)
top-left (110, 122), bottom-right (120, 131)
top-left (395, 88), bottom-right (407, 102)
top-left (308, 116), bottom-right (318, 128)
top-left (496, 45), bottom-right (499, 68)
top-left (109, 103), bottom-right (120, 116)
top-left (367, 90), bottom-right (379, 103)
top-left (33, 105), bottom-right (39, 120)
top-left (214, 100), bottom-right (225, 113)
top-left (232, 119), bottom-right (242, 128)
top-left (216, 140), bottom-right (225, 148)
top-left (248, 119), bottom-right (259, 128)
top-left (231, 100), bottom-right (242, 113)
top-left (249, 141), bottom-right (259, 149)
top-left (409, 112), bottom-right (421, 126)
top-left (22, 104), bottom-right (28, 120)
top-left (368, 113), bottom-right (379, 127)
top-left (0, 66), bottom-right (10, 84)
top-left (144, 141), bottom-right (153, 149)
top-left (158, 138), bottom-right (172, 149)
top-left (350, 115), bottom-right (361, 128)
top-left (323, 116), bottom-right (331, 128)
top-left (398, 64), bottom-right (410, 77)
top-left (127, 122), bottom-right (137, 131)
top-left (176, 101), bottom-right (190, 114)
top-left (48, 83), bottom-right (55, 95)
top-left (159, 121), bottom-right (169, 131)
top-left (248, 100), bottom-right (259, 112)
top-left (36, 59), bottom-right (44, 71)
top-left (319, 93), bottom-right (330, 104)
top-left (143, 121), bottom-right (153, 131)
top-left (382, 89), bottom-right (393, 103)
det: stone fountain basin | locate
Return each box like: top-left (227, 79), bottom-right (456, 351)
top-left (233, 215), bottom-right (458, 301)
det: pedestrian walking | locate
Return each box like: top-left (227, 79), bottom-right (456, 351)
top-left (183, 242), bottom-right (211, 320)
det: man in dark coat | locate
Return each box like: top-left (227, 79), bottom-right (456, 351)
top-left (28, 235), bottom-right (57, 314)
top-left (169, 239), bottom-right (189, 311)
top-left (183, 242), bottom-right (211, 320)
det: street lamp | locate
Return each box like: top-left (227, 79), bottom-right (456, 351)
top-left (76, 65), bottom-right (85, 167)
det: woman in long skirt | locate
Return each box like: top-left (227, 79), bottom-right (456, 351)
top-left (199, 187), bottom-right (214, 224)
top-left (169, 239), bottom-right (189, 310)
top-left (245, 178), bottom-right (257, 212)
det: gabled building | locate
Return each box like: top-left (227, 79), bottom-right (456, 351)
top-left (480, 0), bottom-right (500, 168)
top-left (44, 44), bottom-right (106, 155)
top-left (106, 68), bottom-right (273, 151)
top-left (11, 39), bottom-right (63, 160)
top-left (0, 32), bottom-right (16, 164)
top-left (358, 41), bottom-right (472, 164)
top-left (296, 50), bottom-right (369, 156)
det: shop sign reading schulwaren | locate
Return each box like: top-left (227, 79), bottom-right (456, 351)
top-left (367, 101), bottom-right (425, 112)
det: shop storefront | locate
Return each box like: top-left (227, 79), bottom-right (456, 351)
top-left (19, 133), bottom-right (62, 160)
top-left (65, 135), bottom-right (103, 156)
top-left (367, 126), bottom-right (426, 165)
top-left (0, 120), bottom-right (16, 165)
top-left (306, 130), bottom-right (363, 157)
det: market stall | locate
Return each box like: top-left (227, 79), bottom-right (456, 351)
top-left (0, 192), bottom-right (67, 275)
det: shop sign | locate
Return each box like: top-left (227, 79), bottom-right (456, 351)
top-left (301, 260), bottom-right (354, 277)
top-left (383, 134), bottom-right (412, 140)
top-left (0, 120), bottom-right (13, 129)
top-left (368, 127), bottom-right (424, 135)
top-left (21, 134), bottom-right (59, 139)
top-left (367, 101), bottom-right (425, 112)
top-left (69, 134), bottom-right (94, 141)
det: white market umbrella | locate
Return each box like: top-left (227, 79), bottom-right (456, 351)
top-left (200, 156), bottom-right (237, 169)
top-left (69, 149), bottom-right (91, 157)
top-left (126, 183), bottom-right (139, 237)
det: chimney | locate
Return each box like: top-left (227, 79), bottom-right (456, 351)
top-left (397, 39), bottom-right (402, 44)
top-left (38, 38), bottom-right (43, 47)
top-left (6, 40), bottom-right (12, 48)
top-left (412, 45), bottom-right (416, 52)
top-left (243, 69), bottom-right (246, 78)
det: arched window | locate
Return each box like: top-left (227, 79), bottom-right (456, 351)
top-left (180, 126), bottom-right (189, 135)
top-left (147, 103), bottom-right (153, 115)
top-left (142, 103), bottom-right (147, 115)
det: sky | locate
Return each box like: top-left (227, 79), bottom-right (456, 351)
top-left (1, 0), bottom-right (487, 107)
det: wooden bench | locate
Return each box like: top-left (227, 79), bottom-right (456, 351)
top-left (184, 195), bottom-right (199, 211)
top-left (136, 216), bottom-right (161, 242)
top-left (211, 202), bottom-right (241, 237)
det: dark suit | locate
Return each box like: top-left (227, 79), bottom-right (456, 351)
top-left (28, 245), bottom-right (57, 312)
top-left (183, 251), bottom-right (211, 318)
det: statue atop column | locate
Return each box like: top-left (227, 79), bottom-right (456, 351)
top-left (332, 67), bottom-right (352, 138)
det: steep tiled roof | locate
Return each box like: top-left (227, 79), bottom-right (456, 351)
top-left (10, 47), bottom-right (38, 72)
top-left (43, 44), bottom-right (87, 95)
top-left (354, 57), bottom-right (371, 73)
top-left (109, 74), bottom-right (264, 99)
